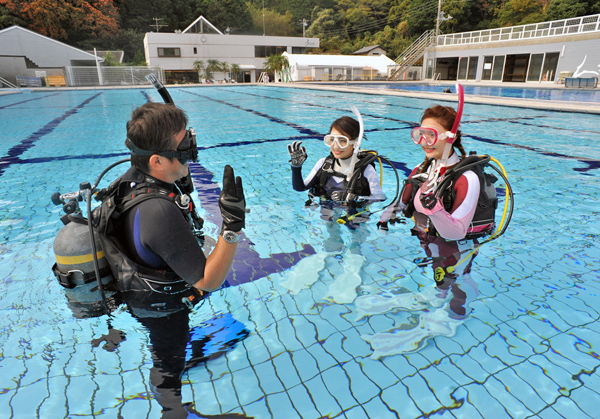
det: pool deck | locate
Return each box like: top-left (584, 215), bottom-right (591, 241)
top-left (3, 80), bottom-right (600, 114)
top-left (289, 81), bottom-right (600, 115)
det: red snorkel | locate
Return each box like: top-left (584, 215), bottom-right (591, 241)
top-left (447, 83), bottom-right (464, 144)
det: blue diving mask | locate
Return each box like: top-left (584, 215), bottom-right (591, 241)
top-left (126, 128), bottom-right (198, 165)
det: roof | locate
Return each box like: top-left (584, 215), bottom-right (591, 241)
top-left (0, 26), bottom-right (103, 66)
top-left (86, 50), bottom-right (124, 63)
top-left (353, 45), bottom-right (387, 55)
top-left (282, 52), bottom-right (395, 74)
top-left (183, 16), bottom-right (223, 35)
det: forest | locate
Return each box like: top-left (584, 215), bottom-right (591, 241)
top-left (1, 0), bottom-right (598, 64)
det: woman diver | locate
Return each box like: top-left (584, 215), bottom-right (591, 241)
top-left (287, 113), bottom-right (385, 229)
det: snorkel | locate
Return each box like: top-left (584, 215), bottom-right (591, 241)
top-left (344, 106), bottom-right (364, 199)
top-left (146, 73), bottom-right (174, 105)
top-left (439, 83), bottom-right (464, 166)
top-left (424, 83), bottom-right (464, 193)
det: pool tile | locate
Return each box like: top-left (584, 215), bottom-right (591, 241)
top-left (460, 382), bottom-right (508, 417)
top-left (273, 318), bottom-right (304, 353)
top-left (320, 364), bottom-right (364, 411)
top-left (567, 385), bottom-right (600, 417)
top-left (418, 364), bottom-right (461, 407)
top-left (290, 348), bottom-right (320, 382)
top-left (547, 332), bottom-right (600, 371)
top-left (467, 343), bottom-right (508, 374)
top-left (341, 327), bottom-right (374, 358)
top-left (380, 382), bottom-right (422, 418)
top-left (448, 353), bottom-right (490, 383)
top-left (511, 361), bottom-right (561, 405)
top-left (287, 383), bottom-right (323, 418)
top-left (536, 406), bottom-right (568, 419)
top-left (401, 372), bottom-right (444, 413)
top-left (483, 375), bottom-right (534, 417)
top-left (340, 360), bottom-right (380, 404)
top-left (551, 393), bottom-right (592, 418)
top-left (485, 325), bottom-right (532, 364)
top-left (273, 351), bottom-right (302, 389)
top-left (265, 392), bottom-right (302, 418)
top-left (462, 317), bottom-right (496, 343)
top-left (303, 375), bottom-right (345, 416)
top-left (305, 341), bottom-right (338, 372)
top-left (288, 315), bottom-right (317, 347)
top-left (230, 365), bottom-right (264, 406)
top-left (359, 356), bottom-right (404, 386)
top-left (253, 360), bottom-right (286, 395)
top-left (435, 335), bottom-right (469, 356)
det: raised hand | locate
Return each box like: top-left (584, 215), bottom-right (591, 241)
top-left (218, 165), bottom-right (246, 232)
top-left (287, 141), bottom-right (307, 167)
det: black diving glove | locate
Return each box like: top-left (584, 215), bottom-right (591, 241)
top-left (420, 192), bottom-right (438, 210)
top-left (287, 140), bottom-right (307, 167)
top-left (219, 165), bottom-right (246, 232)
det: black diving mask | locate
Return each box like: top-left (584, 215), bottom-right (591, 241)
top-left (126, 128), bottom-right (198, 165)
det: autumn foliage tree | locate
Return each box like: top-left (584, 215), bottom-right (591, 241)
top-left (0, 0), bottom-right (119, 41)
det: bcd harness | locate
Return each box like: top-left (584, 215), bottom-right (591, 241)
top-left (92, 168), bottom-right (205, 304)
top-left (310, 151), bottom-right (378, 203)
top-left (402, 153), bottom-right (498, 240)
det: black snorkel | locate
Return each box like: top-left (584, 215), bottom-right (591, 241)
top-left (146, 73), bottom-right (174, 105)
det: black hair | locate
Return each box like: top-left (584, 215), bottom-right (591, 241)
top-left (126, 102), bottom-right (188, 172)
top-left (330, 116), bottom-right (360, 141)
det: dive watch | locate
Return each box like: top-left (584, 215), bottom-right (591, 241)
top-left (221, 230), bottom-right (241, 244)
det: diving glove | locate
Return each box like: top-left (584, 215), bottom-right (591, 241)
top-left (287, 141), bottom-right (307, 167)
top-left (219, 165), bottom-right (246, 232)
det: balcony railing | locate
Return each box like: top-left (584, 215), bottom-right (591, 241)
top-left (437, 13), bottom-right (600, 46)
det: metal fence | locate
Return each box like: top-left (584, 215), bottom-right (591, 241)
top-left (437, 13), bottom-right (600, 46)
top-left (64, 66), bottom-right (165, 87)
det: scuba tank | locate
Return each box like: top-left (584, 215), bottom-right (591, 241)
top-left (51, 187), bottom-right (120, 318)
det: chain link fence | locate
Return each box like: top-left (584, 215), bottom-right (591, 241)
top-left (64, 66), bottom-right (165, 87)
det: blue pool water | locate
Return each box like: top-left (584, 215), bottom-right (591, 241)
top-left (330, 82), bottom-right (600, 103)
top-left (0, 86), bottom-right (599, 418)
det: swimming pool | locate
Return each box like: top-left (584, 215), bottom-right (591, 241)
top-left (0, 86), bottom-right (599, 418)
top-left (324, 82), bottom-right (600, 103)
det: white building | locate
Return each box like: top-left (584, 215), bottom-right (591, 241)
top-left (0, 26), bottom-right (103, 87)
top-left (144, 16), bottom-right (319, 83)
top-left (422, 13), bottom-right (600, 83)
top-left (283, 52), bottom-right (397, 82)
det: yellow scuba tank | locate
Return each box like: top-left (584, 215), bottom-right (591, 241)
top-left (52, 215), bottom-right (113, 288)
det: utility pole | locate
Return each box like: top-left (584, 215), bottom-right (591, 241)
top-left (151, 17), bottom-right (166, 32)
top-left (299, 18), bottom-right (309, 37)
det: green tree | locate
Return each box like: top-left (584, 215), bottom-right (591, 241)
top-left (264, 54), bottom-right (289, 82)
top-left (206, 59), bottom-right (221, 79)
top-left (545, 0), bottom-right (588, 20)
top-left (193, 60), bottom-right (205, 80)
top-left (247, 3), bottom-right (296, 36)
top-left (195, 0), bottom-right (253, 33)
top-left (230, 63), bottom-right (241, 82)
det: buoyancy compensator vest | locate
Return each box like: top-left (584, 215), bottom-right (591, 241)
top-left (310, 151), bottom-right (377, 202)
top-left (401, 152), bottom-right (498, 239)
top-left (92, 168), bottom-right (205, 309)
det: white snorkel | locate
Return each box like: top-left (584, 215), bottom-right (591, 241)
top-left (346, 105), bottom-right (364, 182)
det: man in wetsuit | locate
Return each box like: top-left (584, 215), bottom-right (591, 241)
top-left (119, 102), bottom-right (245, 293)
top-left (111, 102), bottom-right (247, 418)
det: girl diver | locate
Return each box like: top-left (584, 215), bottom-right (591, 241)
top-left (287, 114), bottom-right (385, 225)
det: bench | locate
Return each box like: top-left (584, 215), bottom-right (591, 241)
top-left (565, 77), bottom-right (597, 88)
top-left (46, 75), bottom-right (66, 87)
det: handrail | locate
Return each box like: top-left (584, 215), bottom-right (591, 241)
top-left (437, 13), bottom-right (600, 47)
top-left (0, 76), bottom-right (17, 88)
top-left (389, 30), bottom-right (435, 80)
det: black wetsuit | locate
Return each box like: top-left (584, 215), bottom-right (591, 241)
top-left (118, 167), bottom-right (206, 287)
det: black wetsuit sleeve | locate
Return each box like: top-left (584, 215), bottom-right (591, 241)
top-left (292, 166), bottom-right (307, 191)
top-left (138, 198), bottom-right (207, 286)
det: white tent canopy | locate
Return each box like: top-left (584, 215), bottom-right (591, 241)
top-left (283, 52), bottom-right (395, 81)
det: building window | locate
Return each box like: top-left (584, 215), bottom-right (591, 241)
top-left (158, 48), bottom-right (181, 57)
top-left (193, 47), bottom-right (197, 54)
top-left (255, 46), bottom-right (287, 57)
top-left (541, 52), bottom-right (559, 82)
top-left (491, 55), bottom-right (505, 81)
top-left (292, 47), bottom-right (306, 54)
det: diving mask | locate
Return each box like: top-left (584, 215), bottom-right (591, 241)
top-left (324, 134), bottom-right (355, 149)
top-left (411, 127), bottom-right (454, 146)
top-left (126, 128), bottom-right (198, 165)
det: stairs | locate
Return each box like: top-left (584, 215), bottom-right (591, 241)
top-left (389, 30), bottom-right (435, 81)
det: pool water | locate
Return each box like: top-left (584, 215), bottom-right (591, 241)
top-left (331, 82), bottom-right (600, 103)
top-left (0, 86), bottom-right (599, 418)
